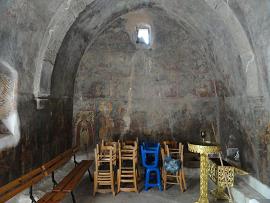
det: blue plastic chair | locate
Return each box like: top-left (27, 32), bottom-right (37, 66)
top-left (140, 143), bottom-right (162, 191)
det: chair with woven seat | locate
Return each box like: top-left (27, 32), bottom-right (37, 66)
top-left (161, 143), bottom-right (186, 192)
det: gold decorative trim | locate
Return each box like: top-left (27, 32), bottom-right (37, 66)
top-left (188, 143), bottom-right (221, 203)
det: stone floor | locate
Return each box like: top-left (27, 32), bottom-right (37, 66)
top-left (62, 174), bottom-right (227, 203)
top-left (7, 151), bottom-right (270, 203)
top-left (8, 160), bottom-right (227, 203)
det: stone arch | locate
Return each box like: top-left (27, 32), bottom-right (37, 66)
top-left (204, 0), bottom-right (260, 96)
top-left (34, 0), bottom-right (94, 98)
top-left (33, 0), bottom-right (259, 102)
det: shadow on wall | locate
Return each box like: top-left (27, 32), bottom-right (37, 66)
top-left (0, 60), bottom-right (20, 151)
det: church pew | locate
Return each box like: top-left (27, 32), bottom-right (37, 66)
top-left (0, 146), bottom-right (79, 203)
top-left (37, 160), bottom-right (93, 203)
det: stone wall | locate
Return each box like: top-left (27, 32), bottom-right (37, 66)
top-left (0, 0), bottom-right (73, 186)
top-left (0, 0), bottom-right (270, 187)
top-left (217, 0), bottom-right (270, 184)
top-left (73, 9), bottom-right (227, 150)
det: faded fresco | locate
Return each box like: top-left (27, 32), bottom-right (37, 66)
top-left (72, 8), bottom-right (270, 185)
top-left (75, 110), bottom-right (95, 151)
top-left (73, 9), bottom-right (224, 150)
top-left (220, 96), bottom-right (270, 184)
top-left (0, 2), bottom-right (269, 188)
top-left (259, 124), bottom-right (270, 181)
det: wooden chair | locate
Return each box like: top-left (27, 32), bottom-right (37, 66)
top-left (121, 137), bottom-right (139, 147)
top-left (93, 144), bottom-right (116, 196)
top-left (162, 140), bottom-right (177, 152)
top-left (161, 140), bottom-right (178, 168)
top-left (161, 143), bottom-right (186, 192)
top-left (101, 140), bottom-right (118, 160)
top-left (119, 140), bottom-right (138, 164)
top-left (117, 143), bottom-right (138, 193)
top-left (101, 140), bottom-right (118, 150)
top-left (121, 140), bottom-right (141, 180)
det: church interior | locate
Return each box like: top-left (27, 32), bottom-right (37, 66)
top-left (1, 0), bottom-right (270, 202)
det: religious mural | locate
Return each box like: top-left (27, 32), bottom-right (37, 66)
top-left (74, 102), bottom-right (129, 150)
top-left (259, 123), bottom-right (270, 181)
top-left (75, 110), bottom-right (95, 151)
top-left (113, 106), bottom-right (127, 136)
top-left (73, 10), bottom-right (221, 150)
top-left (89, 82), bottom-right (106, 98)
top-left (71, 9), bottom-right (270, 186)
top-left (98, 101), bottom-right (114, 141)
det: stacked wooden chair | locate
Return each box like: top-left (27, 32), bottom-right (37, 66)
top-left (117, 141), bottom-right (138, 193)
top-left (101, 140), bottom-right (118, 158)
top-left (120, 139), bottom-right (139, 168)
top-left (93, 143), bottom-right (117, 196)
top-left (121, 137), bottom-right (139, 147)
top-left (161, 142), bottom-right (187, 192)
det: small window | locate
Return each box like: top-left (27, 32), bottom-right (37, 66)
top-left (136, 28), bottom-right (150, 45)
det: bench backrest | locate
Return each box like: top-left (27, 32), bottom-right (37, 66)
top-left (0, 146), bottom-right (79, 202)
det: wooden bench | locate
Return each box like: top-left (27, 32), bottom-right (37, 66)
top-left (37, 160), bottom-right (93, 203)
top-left (0, 146), bottom-right (80, 203)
